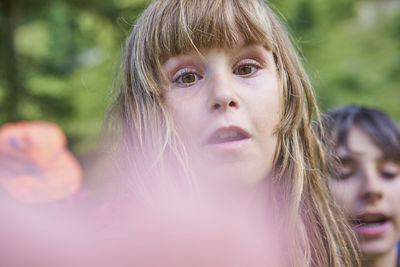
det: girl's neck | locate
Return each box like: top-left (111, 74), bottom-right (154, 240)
top-left (363, 246), bottom-right (398, 267)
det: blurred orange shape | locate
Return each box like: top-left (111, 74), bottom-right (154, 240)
top-left (0, 121), bottom-right (82, 203)
top-left (0, 121), bottom-right (67, 167)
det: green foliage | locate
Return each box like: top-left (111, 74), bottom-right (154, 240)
top-left (271, 0), bottom-right (400, 121)
top-left (0, 0), bottom-right (146, 156)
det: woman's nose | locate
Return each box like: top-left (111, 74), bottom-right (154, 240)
top-left (208, 74), bottom-right (240, 113)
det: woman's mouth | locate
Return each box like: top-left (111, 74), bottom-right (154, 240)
top-left (352, 214), bottom-right (391, 236)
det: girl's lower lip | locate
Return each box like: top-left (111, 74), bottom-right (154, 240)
top-left (353, 220), bottom-right (390, 236)
top-left (206, 138), bottom-right (250, 151)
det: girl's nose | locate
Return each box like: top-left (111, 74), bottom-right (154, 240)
top-left (208, 75), bottom-right (240, 113)
top-left (360, 169), bottom-right (383, 204)
top-left (211, 97), bottom-right (239, 111)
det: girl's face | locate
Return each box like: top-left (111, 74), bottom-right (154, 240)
top-left (329, 127), bottom-right (400, 257)
top-left (162, 44), bottom-right (281, 184)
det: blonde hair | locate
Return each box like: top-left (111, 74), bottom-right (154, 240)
top-left (109, 0), bottom-right (360, 266)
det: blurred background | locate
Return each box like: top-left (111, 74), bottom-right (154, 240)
top-left (0, 0), bottom-right (399, 182)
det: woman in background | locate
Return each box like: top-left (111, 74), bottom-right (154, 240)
top-left (323, 106), bottom-right (400, 267)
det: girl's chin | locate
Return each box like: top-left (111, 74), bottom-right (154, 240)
top-left (192, 160), bottom-right (271, 185)
top-left (196, 168), bottom-right (267, 186)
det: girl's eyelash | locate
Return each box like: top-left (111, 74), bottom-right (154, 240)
top-left (234, 58), bottom-right (262, 69)
top-left (171, 58), bottom-right (263, 83)
top-left (172, 68), bottom-right (200, 82)
top-left (233, 58), bottom-right (263, 76)
top-left (380, 167), bottom-right (399, 179)
top-left (337, 166), bottom-right (355, 180)
top-left (381, 171), bottom-right (397, 179)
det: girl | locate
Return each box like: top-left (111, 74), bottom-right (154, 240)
top-left (323, 106), bottom-right (400, 267)
top-left (109, 0), bottom-right (360, 266)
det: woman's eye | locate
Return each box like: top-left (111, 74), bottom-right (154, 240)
top-left (234, 65), bottom-right (257, 76)
top-left (174, 72), bottom-right (201, 86)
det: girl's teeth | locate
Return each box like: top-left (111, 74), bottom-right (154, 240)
top-left (360, 221), bottom-right (385, 228)
top-left (218, 131), bottom-right (238, 138)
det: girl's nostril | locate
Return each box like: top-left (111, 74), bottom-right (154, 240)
top-left (213, 103), bottom-right (221, 110)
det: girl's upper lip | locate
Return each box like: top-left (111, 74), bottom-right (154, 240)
top-left (205, 126), bottom-right (250, 145)
top-left (351, 211), bottom-right (391, 224)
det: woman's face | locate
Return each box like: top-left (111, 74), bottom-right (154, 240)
top-left (162, 44), bottom-right (281, 184)
top-left (329, 127), bottom-right (400, 257)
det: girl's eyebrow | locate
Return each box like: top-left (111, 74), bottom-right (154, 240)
top-left (162, 55), bottom-right (203, 78)
top-left (230, 45), bottom-right (272, 67)
top-left (163, 55), bottom-right (193, 69)
top-left (163, 45), bottom-right (270, 72)
top-left (229, 43), bottom-right (260, 55)
top-left (378, 160), bottom-right (400, 174)
top-left (338, 156), bottom-right (354, 165)
top-left (379, 157), bottom-right (400, 165)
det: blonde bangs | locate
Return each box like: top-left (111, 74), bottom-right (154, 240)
top-left (139, 0), bottom-right (275, 63)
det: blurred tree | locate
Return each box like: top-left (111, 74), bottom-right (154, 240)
top-left (0, 0), bottom-right (24, 121)
top-left (0, 0), bottom-right (77, 123)
top-left (272, 0), bottom-right (400, 121)
top-left (293, 0), bottom-right (315, 33)
top-left (0, 0), bottom-right (147, 122)
top-left (0, 0), bottom-right (147, 154)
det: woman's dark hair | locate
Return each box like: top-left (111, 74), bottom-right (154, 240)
top-left (322, 106), bottom-right (400, 161)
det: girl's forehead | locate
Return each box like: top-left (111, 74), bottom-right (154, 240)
top-left (337, 127), bottom-right (400, 164)
top-left (338, 145), bottom-right (400, 169)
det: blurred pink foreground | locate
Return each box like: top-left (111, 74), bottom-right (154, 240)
top-left (0, 121), bottom-right (286, 267)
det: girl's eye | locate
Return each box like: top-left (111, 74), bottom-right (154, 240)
top-left (380, 167), bottom-right (399, 180)
top-left (180, 73), bottom-right (196, 84)
top-left (381, 171), bottom-right (397, 179)
top-left (234, 65), bottom-right (257, 76)
top-left (338, 169), bottom-right (354, 180)
top-left (174, 72), bottom-right (201, 86)
top-left (337, 160), bottom-right (355, 180)
top-left (379, 162), bottom-right (400, 180)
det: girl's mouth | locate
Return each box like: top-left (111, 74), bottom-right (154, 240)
top-left (208, 130), bottom-right (248, 144)
top-left (352, 214), bottom-right (391, 236)
top-left (206, 127), bottom-right (250, 151)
